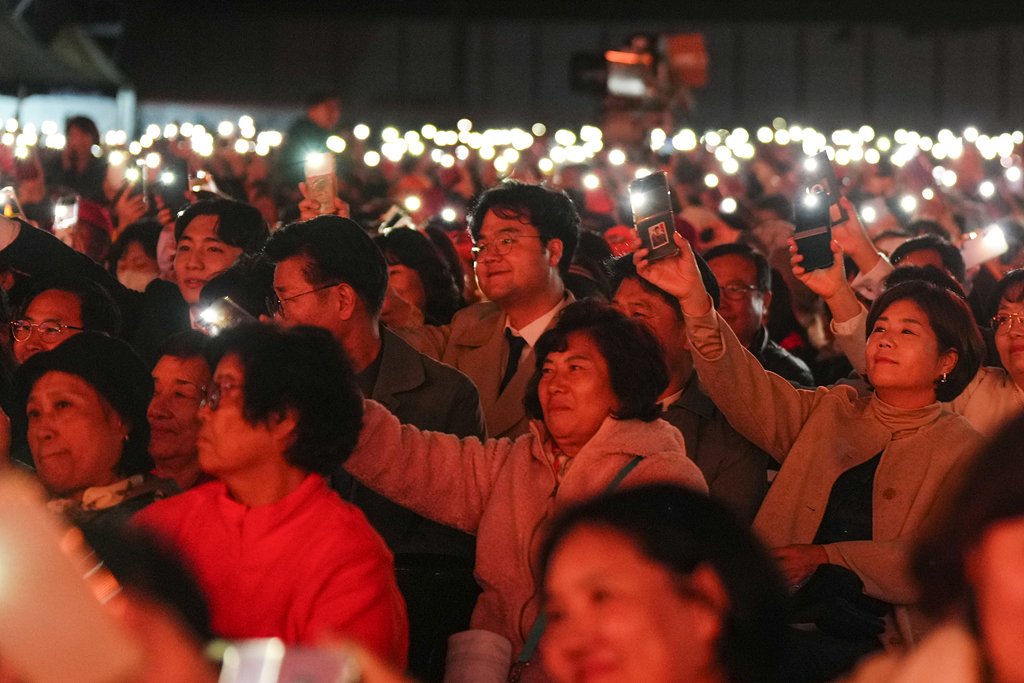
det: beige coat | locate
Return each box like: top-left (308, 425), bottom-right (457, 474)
top-left (685, 308), bottom-right (984, 644)
top-left (842, 622), bottom-right (983, 683)
top-left (395, 298), bottom-right (572, 440)
top-left (344, 399), bottom-right (707, 658)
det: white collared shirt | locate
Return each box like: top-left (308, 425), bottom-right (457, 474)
top-left (505, 294), bottom-right (571, 350)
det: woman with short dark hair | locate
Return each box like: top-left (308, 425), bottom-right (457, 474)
top-left (636, 235), bottom-right (985, 679)
top-left (342, 300), bottom-right (706, 683)
top-left (540, 485), bottom-right (789, 683)
top-left (374, 227), bottom-right (464, 325)
top-left (134, 324), bottom-right (407, 663)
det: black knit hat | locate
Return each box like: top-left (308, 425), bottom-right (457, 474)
top-left (15, 332), bottom-right (155, 477)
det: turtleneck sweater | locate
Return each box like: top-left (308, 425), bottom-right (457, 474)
top-left (684, 306), bottom-right (985, 647)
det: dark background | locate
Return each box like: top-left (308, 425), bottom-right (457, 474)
top-left (8, 0), bottom-right (1024, 130)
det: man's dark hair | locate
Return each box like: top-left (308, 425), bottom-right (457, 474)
top-left (912, 413), bottom-right (1024, 621)
top-left (263, 216), bottom-right (388, 316)
top-left (468, 181), bottom-right (580, 277)
top-left (208, 324), bottom-right (363, 475)
top-left (608, 252), bottom-right (722, 317)
top-left (153, 329), bottom-right (213, 371)
top-left (374, 227), bottom-right (463, 325)
top-left (524, 300), bottom-right (667, 423)
top-left (81, 524), bottom-right (214, 643)
top-left (905, 219), bottom-right (950, 240)
top-left (865, 280), bottom-right (983, 402)
top-left (883, 265), bottom-right (966, 300)
top-left (65, 116), bottom-right (100, 146)
top-left (21, 277), bottom-right (122, 339)
top-left (174, 199), bottom-right (270, 254)
top-left (986, 268), bottom-right (1024, 319)
top-left (890, 234), bottom-right (966, 284)
top-left (703, 243), bottom-right (772, 292)
top-left (198, 253), bottom-right (276, 319)
top-left (304, 88), bottom-right (342, 110)
top-left (540, 485), bottom-right (789, 683)
top-left (108, 219), bottom-right (162, 275)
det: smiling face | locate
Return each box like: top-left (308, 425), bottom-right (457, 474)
top-left (473, 209), bottom-right (562, 308)
top-left (148, 355), bottom-right (211, 465)
top-left (865, 299), bottom-right (958, 407)
top-left (14, 289), bottom-right (85, 364)
top-left (542, 525), bottom-right (724, 683)
top-left (173, 215), bottom-right (244, 304)
top-left (538, 332), bottom-right (620, 457)
top-left (27, 371), bottom-right (127, 497)
top-left (706, 254), bottom-right (769, 348)
top-left (612, 277), bottom-right (688, 368)
top-left (993, 296), bottom-right (1024, 386)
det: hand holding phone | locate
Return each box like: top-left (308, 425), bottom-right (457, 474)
top-left (304, 153), bottom-right (337, 216)
top-left (629, 171), bottom-right (681, 263)
top-left (800, 152), bottom-right (849, 224)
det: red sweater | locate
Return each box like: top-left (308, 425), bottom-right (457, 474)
top-left (134, 474), bottom-right (407, 665)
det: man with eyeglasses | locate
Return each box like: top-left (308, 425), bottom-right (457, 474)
top-left (263, 215), bottom-right (485, 678)
top-left (12, 277), bottom-right (122, 365)
top-left (704, 243), bottom-right (815, 386)
top-left (395, 181), bottom-right (580, 440)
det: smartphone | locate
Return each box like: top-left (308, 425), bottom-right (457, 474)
top-left (793, 189), bottom-right (833, 271)
top-left (304, 152), bottom-right (337, 215)
top-left (190, 170), bottom-right (223, 198)
top-left (961, 224), bottom-right (1010, 270)
top-left (195, 296), bottom-right (257, 336)
top-left (217, 639), bottom-right (360, 683)
top-left (0, 472), bottom-right (143, 683)
top-left (0, 186), bottom-right (24, 219)
top-left (800, 151), bottom-right (849, 224)
top-left (379, 205), bottom-right (415, 233)
top-left (628, 171), bottom-right (680, 262)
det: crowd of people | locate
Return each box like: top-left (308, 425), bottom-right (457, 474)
top-left (0, 97), bottom-right (1022, 683)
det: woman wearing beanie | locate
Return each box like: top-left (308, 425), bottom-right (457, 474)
top-left (14, 332), bottom-right (176, 529)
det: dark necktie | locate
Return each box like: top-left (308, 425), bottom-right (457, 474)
top-left (500, 328), bottom-right (528, 394)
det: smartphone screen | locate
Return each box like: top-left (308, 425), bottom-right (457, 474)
top-left (961, 224), bottom-right (1009, 270)
top-left (793, 190), bottom-right (833, 271)
top-left (629, 171), bottom-right (680, 263)
top-left (304, 152), bottom-right (337, 215)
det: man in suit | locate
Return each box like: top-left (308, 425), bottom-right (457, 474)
top-left (396, 181), bottom-right (580, 439)
top-left (264, 216), bottom-right (485, 678)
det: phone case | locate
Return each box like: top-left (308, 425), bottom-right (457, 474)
top-left (629, 172), bottom-right (680, 263)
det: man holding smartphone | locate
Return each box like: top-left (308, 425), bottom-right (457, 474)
top-left (393, 181), bottom-right (580, 440)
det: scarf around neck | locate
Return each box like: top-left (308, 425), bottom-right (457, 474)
top-left (869, 394), bottom-right (943, 439)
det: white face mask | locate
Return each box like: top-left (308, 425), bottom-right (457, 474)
top-left (118, 269), bottom-right (158, 292)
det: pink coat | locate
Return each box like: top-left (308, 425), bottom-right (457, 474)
top-left (345, 399), bottom-right (707, 656)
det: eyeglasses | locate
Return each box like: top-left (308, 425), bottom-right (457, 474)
top-left (719, 285), bottom-right (763, 301)
top-left (10, 320), bottom-right (85, 343)
top-left (992, 313), bottom-right (1024, 334)
top-left (470, 235), bottom-right (542, 260)
top-left (201, 380), bottom-right (243, 411)
top-left (265, 283), bottom-right (341, 318)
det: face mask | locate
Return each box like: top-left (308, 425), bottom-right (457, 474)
top-left (118, 269), bottom-right (158, 292)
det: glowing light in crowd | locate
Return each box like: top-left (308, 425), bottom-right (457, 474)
top-left (218, 121), bottom-right (234, 136)
top-left (109, 151), bottom-right (124, 165)
top-left (583, 174), bottom-right (600, 189)
top-left (494, 157), bottom-right (509, 173)
top-left (861, 206), bottom-right (877, 223)
top-left (532, 123), bottom-right (547, 136)
top-left (964, 127), bottom-right (979, 142)
top-left (164, 124), bottom-right (178, 138)
top-left (5, 119), bottom-right (17, 132)
top-left (774, 130), bottom-right (791, 145)
top-left (145, 153), bottom-right (161, 168)
top-left (720, 197), bottom-right (738, 213)
top-left (922, 188), bottom-right (935, 200)
top-left (900, 195), bottom-right (917, 213)
top-left (1007, 167), bottom-right (1023, 182)
top-left (382, 127), bottom-right (399, 143)
top-left (354, 125), bottom-right (370, 140)
top-left (757, 127), bottom-right (774, 143)
top-left (722, 158), bottom-right (740, 174)
top-left (859, 125), bottom-right (875, 142)
top-left (554, 129), bottom-right (576, 146)
top-left (788, 125), bottom-right (803, 142)
top-left (14, 146), bottom-right (28, 159)
top-left (705, 131), bottom-right (722, 146)
top-left (128, 141), bottom-right (142, 155)
top-left (704, 173), bottom-right (719, 188)
top-left (835, 149), bottom-right (850, 165)
top-left (441, 208), bottom-right (458, 222)
top-left (239, 115), bottom-right (253, 128)
top-left (635, 168), bottom-right (652, 179)
top-left (140, 135), bottom-right (153, 148)
top-left (161, 172), bottom-right (175, 184)
top-left (234, 140), bottom-right (249, 153)
top-left (480, 146), bottom-right (496, 160)
top-left (672, 130), bottom-right (697, 151)
top-left (608, 149), bottom-right (626, 165)
top-left (803, 194), bottom-right (819, 208)
top-left (0, 133), bottom-right (12, 145)
top-left (404, 196), bottom-right (422, 212)
top-left (877, 137), bottom-right (891, 151)
top-left (550, 147), bottom-right (566, 163)
top-left (441, 154), bottom-right (455, 168)
top-left (538, 158), bottom-right (554, 173)
top-left (919, 136), bottom-right (933, 151)
top-left (45, 134), bottom-right (65, 149)
top-left (773, 117), bottom-right (787, 130)
top-left (580, 125), bottom-right (602, 142)
top-left (457, 119), bottom-right (472, 132)
top-left (979, 181), bottom-right (995, 198)
top-left (941, 170), bottom-right (958, 187)
top-left (125, 168), bottom-right (139, 181)
top-left (715, 146), bottom-right (731, 161)
top-left (364, 151), bottom-right (380, 166)
top-left (40, 121), bottom-right (57, 135)
top-left (180, 123), bottom-right (193, 137)
top-left (326, 136), bottom-right (346, 153)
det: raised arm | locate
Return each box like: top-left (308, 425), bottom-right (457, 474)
top-left (343, 400), bottom-right (511, 533)
top-left (635, 235), bottom-right (826, 462)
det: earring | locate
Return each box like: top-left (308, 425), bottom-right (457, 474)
top-left (939, 373), bottom-right (948, 384)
